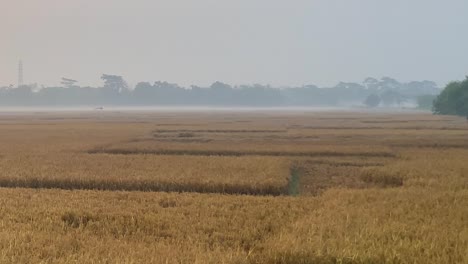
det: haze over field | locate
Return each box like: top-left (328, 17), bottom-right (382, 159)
top-left (1, 0), bottom-right (468, 88)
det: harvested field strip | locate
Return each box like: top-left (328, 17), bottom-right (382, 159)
top-left (298, 126), bottom-right (468, 130)
top-left (0, 178), bottom-right (288, 196)
top-left (153, 129), bottom-right (286, 133)
top-left (0, 154), bottom-right (290, 196)
top-left (88, 148), bottom-right (397, 158)
top-left (361, 120), bottom-right (451, 123)
top-left (310, 160), bottom-right (386, 167)
top-left (390, 143), bottom-right (468, 149)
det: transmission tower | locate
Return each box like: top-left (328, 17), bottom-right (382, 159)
top-left (18, 60), bottom-right (24, 87)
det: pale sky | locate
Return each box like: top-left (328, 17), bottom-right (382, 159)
top-left (1, 0), bottom-right (467, 88)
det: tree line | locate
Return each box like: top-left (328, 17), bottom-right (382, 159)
top-left (0, 75), bottom-right (440, 107)
top-left (433, 76), bottom-right (468, 118)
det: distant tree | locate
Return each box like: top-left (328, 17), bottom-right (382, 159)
top-left (132, 82), bottom-right (156, 104)
top-left (363, 77), bottom-right (379, 90)
top-left (101, 74), bottom-right (128, 93)
top-left (8, 85), bottom-right (34, 105)
top-left (433, 77), bottom-right (468, 117)
top-left (60, 78), bottom-right (78, 88)
top-left (380, 90), bottom-right (405, 107)
top-left (364, 94), bottom-right (381, 108)
top-left (335, 82), bottom-right (364, 90)
top-left (380, 77), bottom-right (400, 90)
top-left (417, 95), bottom-right (437, 110)
top-left (210, 81), bottom-right (232, 91)
top-left (209, 82), bottom-right (234, 105)
top-left (133, 82), bottom-right (153, 94)
top-left (404, 81), bottom-right (440, 97)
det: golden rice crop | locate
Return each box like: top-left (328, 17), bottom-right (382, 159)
top-left (0, 188), bottom-right (316, 264)
top-left (0, 111), bottom-right (467, 263)
top-left (0, 153), bottom-right (290, 195)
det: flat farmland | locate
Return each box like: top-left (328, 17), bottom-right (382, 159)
top-left (0, 110), bottom-right (467, 263)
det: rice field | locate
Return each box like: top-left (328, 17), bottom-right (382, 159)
top-left (0, 110), bottom-right (467, 263)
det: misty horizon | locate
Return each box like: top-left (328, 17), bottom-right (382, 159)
top-left (2, 58), bottom-right (454, 89)
top-left (0, 75), bottom-right (440, 108)
top-left (0, 62), bottom-right (455, 89)
top-left (1, 74), bottom-right (441, 90)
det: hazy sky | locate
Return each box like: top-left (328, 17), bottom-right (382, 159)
top-left (1, 0), bottom-right (467, 88)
